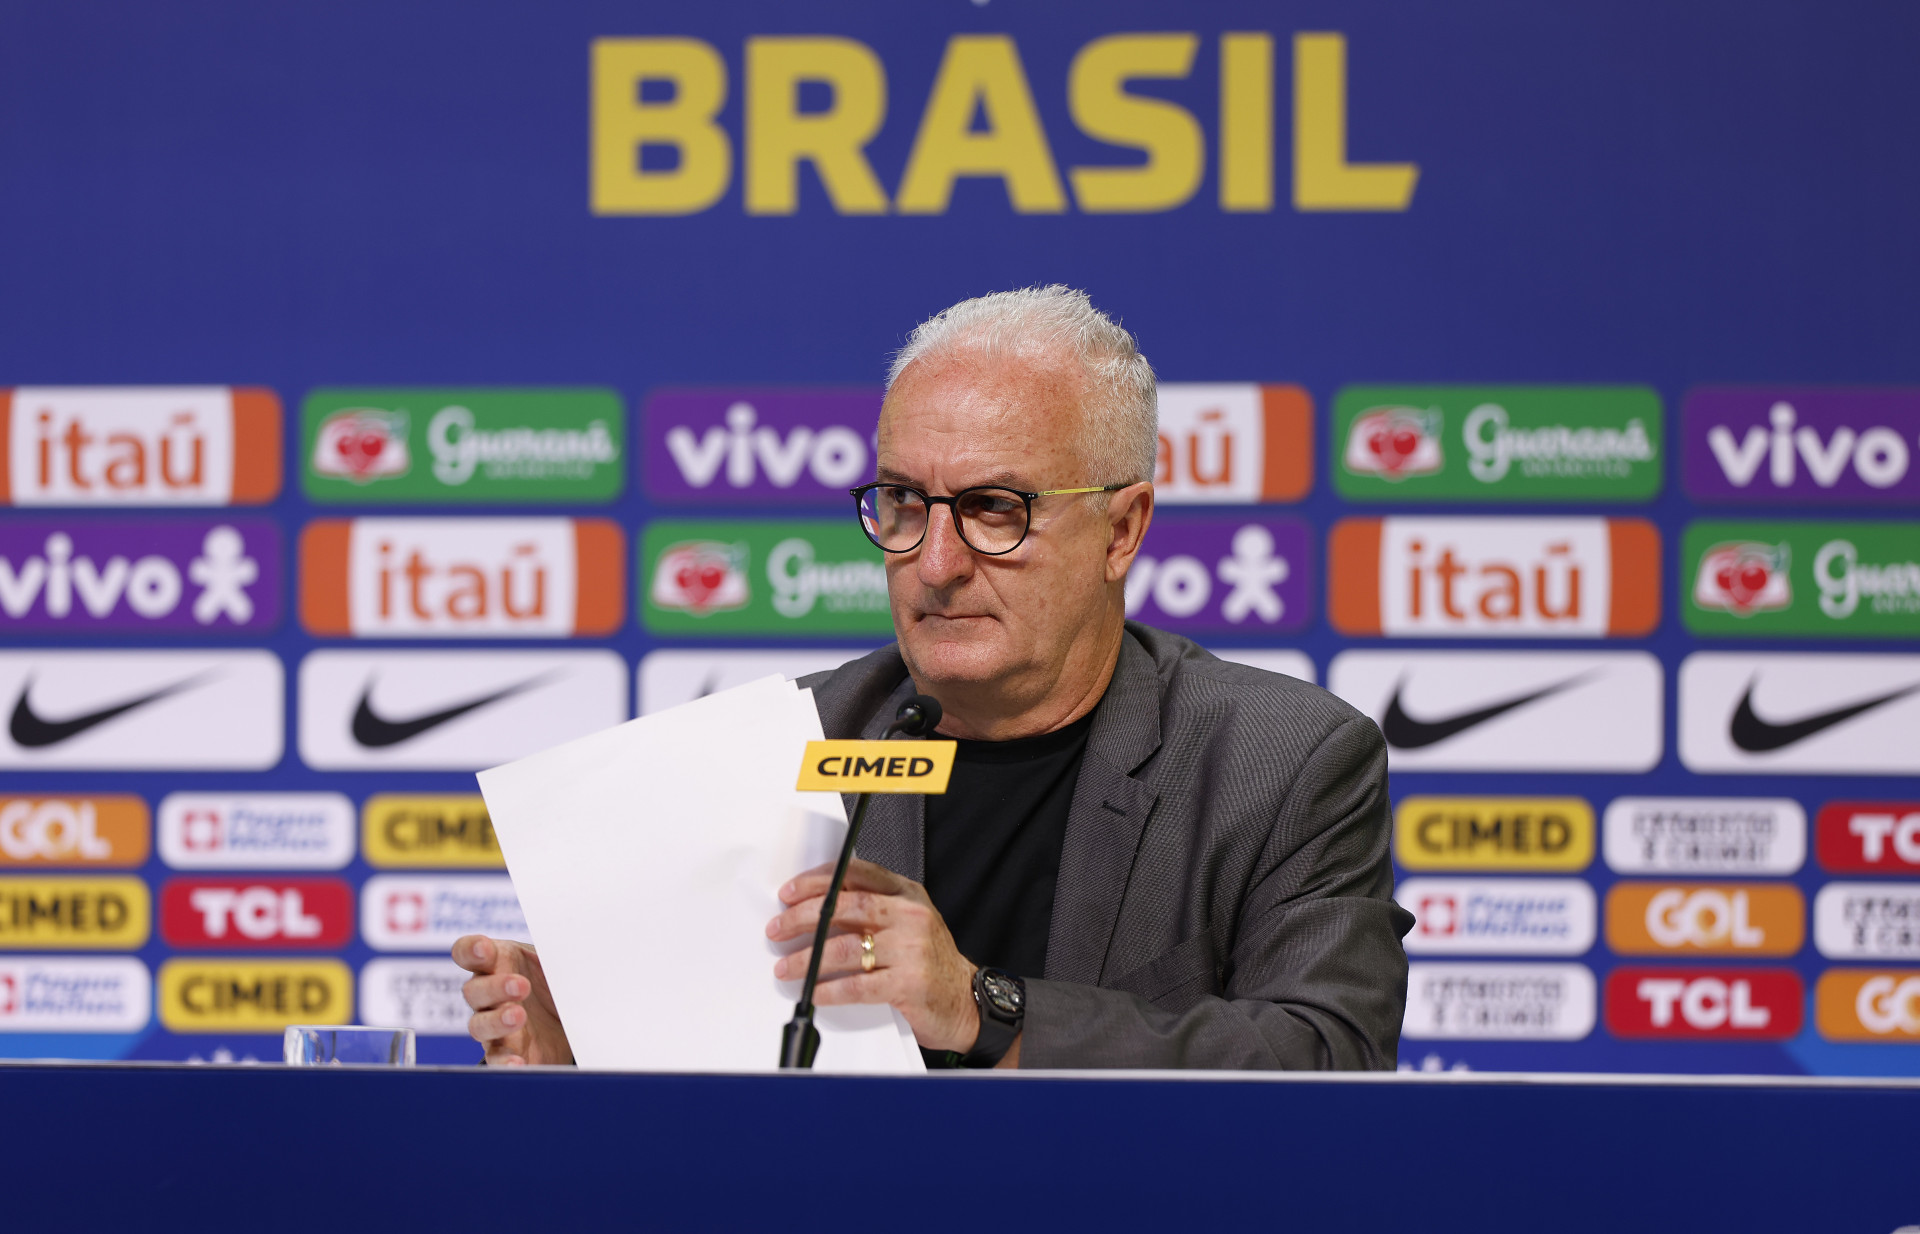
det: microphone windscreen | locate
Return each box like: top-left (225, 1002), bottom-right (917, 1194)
top-left (898, 694), bottom-right (942, 736)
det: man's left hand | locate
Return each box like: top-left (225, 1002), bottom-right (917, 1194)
top-left (768, 857), bottom-right (992, 1057)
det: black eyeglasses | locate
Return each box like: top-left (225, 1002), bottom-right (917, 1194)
top-left (851, 482), bottom-right (1128, 556)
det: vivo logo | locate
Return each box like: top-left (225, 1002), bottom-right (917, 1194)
top-left (1683, 388), bottom-right (1920, 503)
top-left (645, 389), bottom-right (877, 503)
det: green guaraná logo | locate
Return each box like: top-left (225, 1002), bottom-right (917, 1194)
top-left (1684, 520), bottom-right (1920, 637)
top-left (302, 388), bottom-right (624, 502)
top-left (641, 520), bottom-right (893, 635)
top-left (1332, 385), bottom-right (1662, 500)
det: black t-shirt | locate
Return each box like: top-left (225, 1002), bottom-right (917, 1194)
top-left (922, 709), bottom-right (1096, 981)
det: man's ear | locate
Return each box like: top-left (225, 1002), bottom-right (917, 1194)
top-left (1104, 482), bottom-right (1154, 583)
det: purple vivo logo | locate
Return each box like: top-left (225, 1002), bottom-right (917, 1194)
top-left (1124, 515), bottom-right (1311, 635)
top-left (0, 517), bottom-right (280, 632)
top-left (644, 388), bottom-right (880, 505)
top-left (1684, 388), bottom-right (1920, 503)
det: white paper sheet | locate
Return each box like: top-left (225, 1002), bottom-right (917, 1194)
top-left (476, 675), bottom-right (923, 1073)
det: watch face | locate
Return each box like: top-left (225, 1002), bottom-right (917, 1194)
top-left (981, 971), bottom-right (1023, 1017)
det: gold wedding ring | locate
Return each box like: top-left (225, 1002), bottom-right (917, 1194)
top-left (860, 932), bottom-right (876, 972)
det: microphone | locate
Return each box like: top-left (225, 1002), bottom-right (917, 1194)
top-left (779, 693), bottom-right (943, 1069)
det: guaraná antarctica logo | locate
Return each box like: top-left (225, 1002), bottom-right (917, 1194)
top-left (302, 389), bottom-right (624, 502)
top-left (1333, 385), bottom-right (1662, 501)
top-left (1684, 521), bottom-right (1920, 636)
top-left (641, 520), bottom-right (891, 635)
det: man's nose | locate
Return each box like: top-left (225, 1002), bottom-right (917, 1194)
top-left (916, 501), bottom-right (974, 587)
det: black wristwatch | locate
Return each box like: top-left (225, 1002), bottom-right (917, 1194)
top-left (961, 967), bottom-right (1025, 1068)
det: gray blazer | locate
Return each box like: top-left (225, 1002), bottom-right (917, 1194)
top-left (801, 622), bottom-right (1413, 1070)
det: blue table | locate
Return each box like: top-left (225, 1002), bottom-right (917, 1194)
top-left (6, 1063), bottom-right (1915, 1231)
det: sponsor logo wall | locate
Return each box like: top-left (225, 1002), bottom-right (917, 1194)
top-left (5, 366), bottom-right (1918, 1075)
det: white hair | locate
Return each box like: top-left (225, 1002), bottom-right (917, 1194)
top-left (885, 285), bottom-right (1159, 485)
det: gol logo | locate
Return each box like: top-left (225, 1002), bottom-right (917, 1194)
top-left (1605, 883), bottom-right (1804, 956)
top-left (1604, 967), bottom-right (1803, 1039)
top-left (0, 876), bottom-right (150, 948)
top-left (1693, 541), bottom-right (1791, 616)
top-left (362, 795), bottom-right (503, 868)
top-left (0, 796), bottom-right (148, 866)
top-left (1815, 969), bottom-right (1920, 1041)
top-left (158, 958), bottom-right (353, 1032)
top-left (1816, 801), bottom-right (1920, 873)
top-left (159, 878), bottom-right (353, 949)
top-left (1393, 797), bottom-right (1595, 871)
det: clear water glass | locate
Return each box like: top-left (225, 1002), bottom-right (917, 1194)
top-left (283, 1025), bottom-right (417, 1066)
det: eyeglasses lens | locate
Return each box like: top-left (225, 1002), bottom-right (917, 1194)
top-left (858, 486), bottom-right (1030, 554)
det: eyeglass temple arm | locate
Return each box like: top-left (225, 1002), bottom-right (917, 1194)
top-left (1031, 483), bottom-right (1133, 496)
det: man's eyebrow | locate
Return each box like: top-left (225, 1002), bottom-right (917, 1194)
top-left (873, 468), bottom-right (1034, 491)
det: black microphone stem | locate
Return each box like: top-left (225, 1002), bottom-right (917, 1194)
top-left (780, 694), bottom-right (941, 1070)
top-left (778, 790), bottom-right (873, 1070)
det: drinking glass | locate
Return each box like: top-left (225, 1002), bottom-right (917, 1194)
top-left (283, 1025), bottom-right (417, 1066)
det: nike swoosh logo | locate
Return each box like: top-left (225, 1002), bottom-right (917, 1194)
top-left (351, 675), bottom-right (553, 748)
top-left (10, 674), bottom-right (212, 748)
top-left (1729, 678), bottom-right (1920, 752)
top-left (1381, 674), bottom-right (1592, 749)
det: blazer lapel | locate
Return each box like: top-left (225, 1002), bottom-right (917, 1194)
top-left (1043, 633), bottom-right (1162, 985)
top-left (849, 676), bottom-right (925, 883)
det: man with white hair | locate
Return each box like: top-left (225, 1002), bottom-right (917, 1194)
top-left (457, 286), bottom-right (1412, 1069)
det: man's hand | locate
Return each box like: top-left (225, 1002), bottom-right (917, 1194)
top-left (453, 935), bottom-right (573, 1066)
top-left (767, 857), bottom-right (994, 1057)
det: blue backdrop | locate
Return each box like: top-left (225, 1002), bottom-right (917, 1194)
top-left (0, 0), bottom-right (1916, 1073)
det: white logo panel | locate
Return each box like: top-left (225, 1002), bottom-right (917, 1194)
top-left (1814, 882), bottom-right (1920, 960)
top-left (637, 648), bottom-right (874, 716)
top-left (1379, 517), bottom-right (1612, 638)
top-left (0, 956), bottom-right (151, 1031)
top-left (1329, 650), bottom-right (1661, 771)
top-left (158, 793), bottom-right (355, 870)
top-left (1679, 653), bottom-right (1920, 774)
top-left (359, 957), bottom-right (475, 1035)
top-left (0, 650), bottom-right (282, 769)
top-left (298, 650), bottom-right (627, 770)
top-left (346, 518), bottom-right (577, 637)
top-left (1602, 797), bottom-right (1805, 875)
top-left (9, 387), bottom-right (234, 505)
top-left (361, 874), bottom-right (527, 952)
top-left (1153, 384), bottom-right (1263, 504)
top-left (1402, 961), bottom-right (1596, 1040)
top-left (1397, 878), bottom-right (1596, 956)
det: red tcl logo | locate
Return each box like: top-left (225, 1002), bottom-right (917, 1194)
top-left (1605, 968), bottom-right (1803, 1039)
top-left (0, 973), bottom-right (14, 1016)
top-left (159, 878), bottom-right (353, 948)
top-left (1817, 802), bottom-right (1920, 873)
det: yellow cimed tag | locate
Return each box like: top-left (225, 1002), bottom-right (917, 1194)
top-left (796, 741), bottom-right (957, 794)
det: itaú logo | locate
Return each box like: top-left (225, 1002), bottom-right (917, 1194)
top-left (589, 32), bottom-right (1417, 217)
